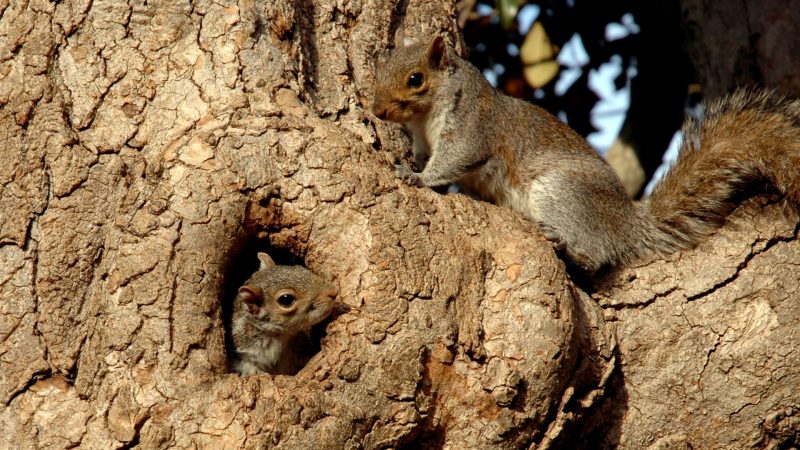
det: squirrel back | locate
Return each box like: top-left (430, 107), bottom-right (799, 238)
top-left (373, 35), bottom-right (800, 272)
top-left (230, 252), bottom-right (337, 375)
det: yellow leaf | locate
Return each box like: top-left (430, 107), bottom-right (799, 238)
top-left (520, 22), bottom-right (559, 88)
top-left (520, 22), bottom-right (555, 64)
top-left (523, 61), bottom-right (559, 88)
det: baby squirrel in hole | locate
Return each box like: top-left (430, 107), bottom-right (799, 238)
top-left (372, 34), bottom-right (800, 272)
top-left (230, 252), bottom-right (337, 375)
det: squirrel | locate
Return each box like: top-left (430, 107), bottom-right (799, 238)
top-left (372, 34), bottom-right (800, 272)
top-left (229, 252), bottom-right (338, 375)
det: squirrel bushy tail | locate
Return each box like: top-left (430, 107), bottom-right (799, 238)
top-left (371, 35), bottom-right (799, 272)
top-left (642, 88), bottom-right (800, 257)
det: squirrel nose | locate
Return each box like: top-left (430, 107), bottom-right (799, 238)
top-left (373, 106), bottom-right (388, 120)
top-left (321, 286), bottom-right (338, 303)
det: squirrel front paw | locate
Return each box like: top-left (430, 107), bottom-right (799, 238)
top-left (394, 164), bottom-right (423, 187)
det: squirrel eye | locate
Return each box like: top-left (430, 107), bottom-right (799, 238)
top-left (407, 72), bottom-right (424, 88)
top-left (277, 293), bottom-right (296, 307)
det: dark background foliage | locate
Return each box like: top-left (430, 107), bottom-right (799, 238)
top-left (461, 0), bottom-right (800, 197)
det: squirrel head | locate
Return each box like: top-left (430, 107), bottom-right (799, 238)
top-left (372, 34), bottom-right (454, 124)
top-left (235, 252), bottom-right (337, 336)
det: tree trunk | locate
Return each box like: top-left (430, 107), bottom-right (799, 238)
top-left (679, 0), bottom-right (800, 97)
top-left (0, 1), bottom-right (797, 449)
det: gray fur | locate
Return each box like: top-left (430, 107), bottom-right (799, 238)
top-left (373, 36), bottom-right (800, 272)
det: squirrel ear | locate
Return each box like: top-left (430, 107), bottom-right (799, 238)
top-left (256, 252), bottom-right (276, 270)
top-left (427, 35), bottom-right (449, 69)
top-left (238, 285), bottom-right (264, 314)
top-left (393, 27), bottom-right (413, 48)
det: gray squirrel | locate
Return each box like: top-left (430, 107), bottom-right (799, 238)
top-left (372, 34), bottom-right (800, 272)
top-left (230, 252), bottom-right (337, 375)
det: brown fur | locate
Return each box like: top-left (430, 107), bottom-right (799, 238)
top-left (373, 36), bottom-right (800, 272)
top-left (230, 253), bottom-right (337, 375)
top-left (644, 89), bottom-right (800, 256)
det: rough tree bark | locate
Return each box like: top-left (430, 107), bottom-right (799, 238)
top-left (0, 1), bottom-right (797, 449)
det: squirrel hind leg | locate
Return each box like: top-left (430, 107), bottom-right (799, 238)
top-left (538, 221), bottom-right (608, 273)
top-left (562, 245), bottom-right (608, 273)
top-left (538, 222), bottom-right (566, 251)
